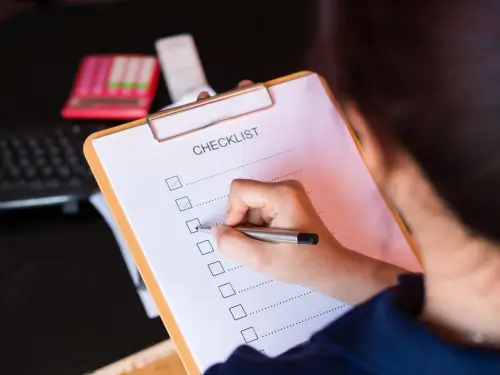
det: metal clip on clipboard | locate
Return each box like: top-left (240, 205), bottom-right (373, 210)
top-left (146, 83), bottom-right (274, 142)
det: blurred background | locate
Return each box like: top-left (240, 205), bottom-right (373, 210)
top-left (0, 0), bottom-right (333, 373)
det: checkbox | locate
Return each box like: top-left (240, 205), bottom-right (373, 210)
top-left (229, 305), bottom-right (247, 320)
top-left (218, 283), bottom-right (236, 298)
top-left (186, 218), bottom-right (201, 234)
top-left (175, 196), bottom-right (192, 212)
top-left (241, 327), bottom-right (258, 343)
top-left (166, 176), bottom-right (182, 191)
top-left (197, 240), bottom-right (214, 255)
top-left (208, 261), bottom-right (225, 276)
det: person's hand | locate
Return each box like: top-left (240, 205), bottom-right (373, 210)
top-left (197, 80), bottom-right (254, 100)
top-left (196, 81), bottom-right (405, 304)
top-left (212, 179), bottom-right (346, 290)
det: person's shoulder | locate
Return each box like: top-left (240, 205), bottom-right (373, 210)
top-left (205, 274), bottom-right (424, 375)
top-left (205, 343), bottom-right (371, 375)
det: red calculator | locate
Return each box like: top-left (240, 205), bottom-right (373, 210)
top-left (62, 54), bottom-right (160, 120)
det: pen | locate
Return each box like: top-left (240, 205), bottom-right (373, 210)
top-left (196, 225), bottom-right (319, 245)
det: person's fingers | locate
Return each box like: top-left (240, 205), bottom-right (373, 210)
top-left (246, 208), bottom-right (268, 227)
top-left (197, 91), bottom-right (211, 101)
top-left (238, 80), bottom-right (254, 88)
top-left (225, 179), bottom-right (280, 226)
top-left (198, 81), bottom-right (252, 101)
top-left (212, 224), bottom-right (272, 270)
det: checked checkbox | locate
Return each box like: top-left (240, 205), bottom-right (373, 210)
top-left (176, 197), bottom-right (192, 212)
top-left (166, 176), bottom-right (182, 191)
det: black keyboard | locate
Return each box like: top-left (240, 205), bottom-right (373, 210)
top-left (0, 123), bottom-right (107, 210)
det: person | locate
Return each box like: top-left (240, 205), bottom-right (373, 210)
top-left (202, 2), bottom-right (500, 374)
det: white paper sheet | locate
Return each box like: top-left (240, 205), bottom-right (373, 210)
top-left (91, 73), bottom-right (420, 372)
top-left (88, 86), bottom-right (216, 319)
top-left (89, 191), bottom-right (160, 319)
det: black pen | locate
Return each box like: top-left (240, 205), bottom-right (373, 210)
top-left (196, 225), bottom-right (319, 245)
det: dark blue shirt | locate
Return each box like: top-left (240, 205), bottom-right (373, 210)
top-left (205, 274), bottom-right (500, 375)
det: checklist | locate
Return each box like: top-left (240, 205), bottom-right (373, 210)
top-left (89, 72), bottom-right (420, 373)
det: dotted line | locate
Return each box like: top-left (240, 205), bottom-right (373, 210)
top-left (196, 194), bottom-right (229, 207)
top-left (186, 149), bottom-right (293, 185)
top-left (237, 280), bottom-right (274, 293)
top-left (227, 265), bottom-right (243, 272)
top-left (261, 305), bottom-right (349, 338)
top-left (249, 291), bottom-right (314, 315)
top-left (267, 169), bottom-right (302, 183)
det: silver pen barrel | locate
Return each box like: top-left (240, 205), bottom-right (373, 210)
top-left (237, 227), bottom-right (300, 244)
top-left (196, 226), bottom-right (314, 244)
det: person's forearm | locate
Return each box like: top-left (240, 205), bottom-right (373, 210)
top-left (312, 243), bottom-right (409, 305)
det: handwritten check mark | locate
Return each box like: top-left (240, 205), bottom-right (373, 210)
top-left (176, 197), bottom-right (192, 211)
top-left (166, 176), bottom-right (182, 191)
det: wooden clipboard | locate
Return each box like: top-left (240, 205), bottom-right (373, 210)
top-left (84, 71), bottom-right (420, 375)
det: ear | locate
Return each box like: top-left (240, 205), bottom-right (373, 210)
top-left (344, 102), bottom-right (388, 185)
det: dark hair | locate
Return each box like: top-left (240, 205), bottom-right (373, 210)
top-left (330, 1), bottom-right (500, 243)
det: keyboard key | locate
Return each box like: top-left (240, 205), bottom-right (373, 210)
top-left (51, 156), bottom-right (62, 165)
top-left (24, 167), bottom-right (36, 178)
top-left (48, 146), bottom-right (59, 155)
top-left (0, 181), bottom-right (14, 190)
top-left (57, 166), bottom-right (70, 178)
top-left (28, 138), bottom-right (38, 147)
top-left (0, 123), bottom-right (106, 209)
top-left (36, 157), bottom-right (48, 166)
top-left (46, 179), bottom-right (60, 189)
top-left (7, 165), bottom-right (20, 176)
top-left (41, 166), bottom-right (54, 177)
top-left (20, 157), bottom-right (30, 167)
top-left (29, 180), bottom-right (43, 189)
top-left (33, 148), bottom-right (44, 157)
top-left (68, 177), bottom-right (82, 187)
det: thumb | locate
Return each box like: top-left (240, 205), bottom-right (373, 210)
top-left (212, 225), bottom-right (271, 271)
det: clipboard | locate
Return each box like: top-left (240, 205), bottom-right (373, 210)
top-left (84, 71), bottom-right (421, 375)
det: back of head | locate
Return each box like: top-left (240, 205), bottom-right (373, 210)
top-left (331, 1), bottom-right (500, 243)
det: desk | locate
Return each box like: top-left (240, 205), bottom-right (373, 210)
top-left (0, 0), bottom-right (315, 374)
